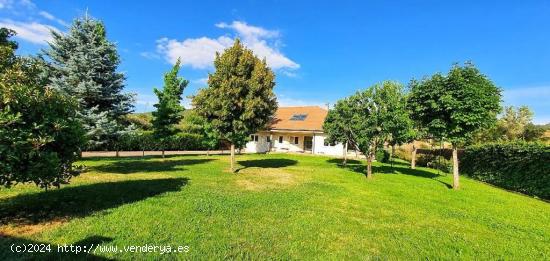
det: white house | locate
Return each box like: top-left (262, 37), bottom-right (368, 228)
top-left (245, 106), bottom-right (347, 156)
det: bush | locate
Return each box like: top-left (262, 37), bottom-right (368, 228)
top-left (461, 142), bottom-right (550, 199)
top-left (1, 58), bottom-right (85, 189)
top-left (88, 131), bottom-right (214, 151)
top-left (375, 149), bottom-right (390, 163)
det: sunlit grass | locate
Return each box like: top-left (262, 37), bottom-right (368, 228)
top-left (1, 153), bottom-right (549, 259)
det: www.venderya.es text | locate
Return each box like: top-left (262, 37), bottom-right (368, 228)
top-left (10, 243), bottom-right (190, 255)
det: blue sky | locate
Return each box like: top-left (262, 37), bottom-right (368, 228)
top-left (2, 0), bottom-right (549, 124)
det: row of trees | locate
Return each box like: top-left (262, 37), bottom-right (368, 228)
top-left (1, 11), bottom-right (279, 192)
top-left (324, 63), bottom-right (502, 189)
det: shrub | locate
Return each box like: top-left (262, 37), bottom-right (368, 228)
top-left (461, 142), bottom-right (550, 199)
top-left (87, 131), bottom-right (212, 151)
top-left (375, 149), bottom-right (390, 163)
top-left (1, 58), bottom-right (85, 189)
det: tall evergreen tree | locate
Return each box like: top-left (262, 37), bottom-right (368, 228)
top-left (193, 39), bottom-right (277, 172)
top-left (44, 15), bottom-right (134, 149)
top-left (152, 59), bottom-right (188, 158)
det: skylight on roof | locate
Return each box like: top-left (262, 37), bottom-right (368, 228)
top-left (290, 114), bottom-right (308, 121)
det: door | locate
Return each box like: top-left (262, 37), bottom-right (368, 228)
top-left (304, 136), bottom-right (313, 151)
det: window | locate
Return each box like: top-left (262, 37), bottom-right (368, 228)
top-left (293, 136), bottom-right (299, 144)
top-left (266, 136), bottom-right (271, 143)
top-left (250, 134), bottom-right (258, 142)
top-left (278, 136), bottom-right (283, 143)
top-left (289, 114), bottom-right (308, 121)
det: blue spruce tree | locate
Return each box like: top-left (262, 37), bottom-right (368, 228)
top-left (44, 15), bottom-right (135, 150)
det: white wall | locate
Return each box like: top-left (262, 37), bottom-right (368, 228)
top-left (313, 134), bottom-right (345, 156)
top-left (245, 134), bottom-right (271, 153)
top-left (245, 132), bottom-right (347, 157)
top-left (271, 134), bottom-right (305, 152)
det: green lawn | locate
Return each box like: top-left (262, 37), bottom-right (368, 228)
top-left (1, 153), bottom-right (549, 260)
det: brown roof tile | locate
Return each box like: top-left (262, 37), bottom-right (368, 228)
top-left (268, 106), bottom-right (327, 131)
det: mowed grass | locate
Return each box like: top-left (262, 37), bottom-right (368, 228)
top-left (1, 153), bottom-right (549, 260)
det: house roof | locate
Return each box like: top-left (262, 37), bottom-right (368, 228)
top-left (268, 106), bottom-right (328, 132)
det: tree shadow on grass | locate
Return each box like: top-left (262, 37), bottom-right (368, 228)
top-left (326, 158), bottom-right (452, 189)
top-left (0, 178), bottom-right (188, 226)
top-left (91, 159), bottom-right (214, 174)
top-left (0, 235), bottom-right (113, 260)
top-left (236, 159), bottom-right (298, 173)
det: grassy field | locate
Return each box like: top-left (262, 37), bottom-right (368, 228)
top-left (1, 153), bottom-right (549, 260)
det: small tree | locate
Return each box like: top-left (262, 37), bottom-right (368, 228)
top-left (152, 59), bottom-right (188, 158)
top-left (0, 29), bottom-right (85, 189)
top-left (408, 62), bottom-right (501, 189)
top-left (323, 99), bottom-right (354, 166)
top-left (193, 39), bottom-right (277, 172)
top-left (378, 82), bottom-right (416, 167)
top-left (347, 87), bottom-right (383, 178)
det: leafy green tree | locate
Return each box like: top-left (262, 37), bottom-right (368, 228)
top-left (152, 59), bottom-right (188, 157)
top-left (500, 106), bottom-right (533, 139)
top-left (324, 98), bottom-right (354, 166)
top-left (474, 106), bottom-right (546, 143)
top-left (523, 123), bottom-right (546, 142)
top-left (44, 15), bottom-right (134, 149)
top-left (346, 85), bottom-right (386, 178)
top-left (344, 81), bottom-right (414, 178)
top-left (180, 110), bottom-right (219, 155)
top-left (378, 82), bottom-right (416, 164)
top-left (408, 62), bottom-right (501, 189)
top-left (0, 28), bottom-right (17, 72)
top-left (193, 39), bottom-right (277, 172)
top-left (1, 29), bottom-right (85, 189)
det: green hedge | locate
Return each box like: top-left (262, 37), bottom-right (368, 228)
top-left (375, 149), bottom-right (390, 163)
top-left (461, 142), bottom-right (550, 199)
top-left (87, 131), bottom-right (214, 151)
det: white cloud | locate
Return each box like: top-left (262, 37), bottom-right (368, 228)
top-left (156, 36), bottom-right (233, 69)
top-left (192, 77), bottom-right (208, 85)
top-left (0, 0), bottom-right (13, 9)
top-left (38, 10), bottom-right (69, 27)
top-left (0, 0), bottom-right (34, 9)
top-left (155, 21), bottom-right (299, 71)
top-left (140, 51), bottom-right (160, 60)
top-left (0, 19), bottom-right (58, 44)
top-left (281, 70), bottom-right (298, 78)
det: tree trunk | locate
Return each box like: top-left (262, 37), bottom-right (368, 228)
top-left (207, 149), bottom-right (210, 156)
top-left (230, 143), bottom-right (235, 173)
top-left (366, 154), bottom-right (373, 179)
top-left (390, 144), bottom-right (395, 168)
top-left (162, 150), bottom-right (165, 158)
top-left (411, 142), bottom-right (417, 169)
top-left (343, 142), bottom-right (348, 166)
top-left (116, 149), bottom-right (119, 157)
top-left (142, 149), bottom-right (145, 157)
top-left (452, 145), bottom-right (460, 190)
